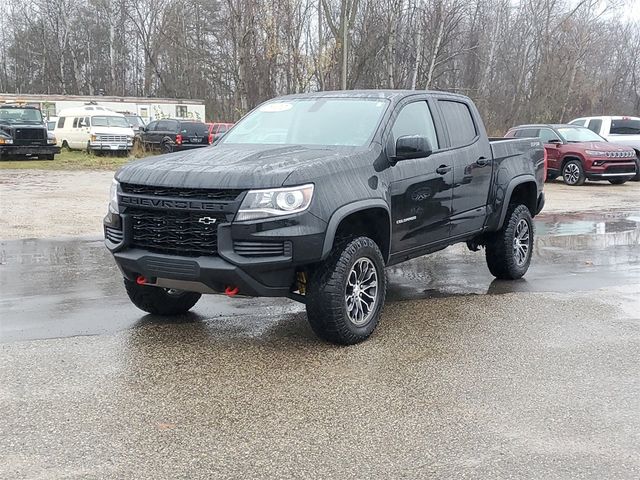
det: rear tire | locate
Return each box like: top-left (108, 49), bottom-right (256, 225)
top-left (124, 279), bottom-right (201, 315)
top-left (306, 236), bottom-right (387, 345)
top-left (562, 160), bottom-right (585, 186)
top-left (485, 204), bottom-right (533, 280)
top-left (608, 178), bottom-right (629, 185)
top-left (161, 142), bottom-right (173, 154)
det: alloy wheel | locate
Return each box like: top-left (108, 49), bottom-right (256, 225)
top-left (345, 257), bottom-right (379, 326)
top-left (512, 219), bottom-right (530, 267)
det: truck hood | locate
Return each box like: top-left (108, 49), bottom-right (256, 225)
top-left (605, 135), bottom-right (640, 150)
top-left (115, 144), bottom-right (349, 189)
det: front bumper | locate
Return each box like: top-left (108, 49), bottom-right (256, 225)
top-left (90, 141), bottom-right (132, 151)
top-left (0, 145), bottom-right (60, 156)
top-left (105, 210), bottom-right (327, 300)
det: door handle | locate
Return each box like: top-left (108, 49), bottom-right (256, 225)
top-left (476, 157), bottom-right (490, 167)
top-left (436, 165), bottom-right (452, 175)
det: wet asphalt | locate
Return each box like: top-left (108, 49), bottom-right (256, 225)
top-left (1, 210), bottom-right (640, 479)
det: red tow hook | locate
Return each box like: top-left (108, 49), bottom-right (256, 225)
top-left (136, 275), bottom-right (148, 285)
top-left (224, 286), bottom-right (239, 297)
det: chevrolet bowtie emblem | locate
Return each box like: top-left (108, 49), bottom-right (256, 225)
top-left (198, 217), bottom-right (217, 225)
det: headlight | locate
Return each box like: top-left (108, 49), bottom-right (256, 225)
top-left (47, 136), bottom-right (56, 145)
top-left (91, 134), bottom-right (98, 142)
top-left (109, 179), bottom-right (119, 214)
top-left (585, 150), bottom-right (607, 157)
top-left (0, 138), bottom-right (13, 145)
top-left (236, 184), bottom-right (314, 222)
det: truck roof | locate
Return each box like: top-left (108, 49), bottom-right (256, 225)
top-left (276, 89), bottom-right (470, 101)
top-left (0, 103), bottom-right (40, 110)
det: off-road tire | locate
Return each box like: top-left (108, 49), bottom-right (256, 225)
top-left (608, 178), bottom-right (629, 185)
top-left (562, 159), bottom-right (585, 186)
top-left (124, 279), bottom-right (201, 315)
top-left (306, 236), bottom-right (387, 345)
top-left (485, 204), bottom-right (533, 280)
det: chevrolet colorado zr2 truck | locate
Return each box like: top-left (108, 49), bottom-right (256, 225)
top-left (105, 90), bottom-right (545, 345)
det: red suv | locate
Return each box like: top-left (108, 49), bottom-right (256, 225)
top-left (505, 124), bottom-right (637, 185)
top-left (206, 122), bottom-right (234, 143)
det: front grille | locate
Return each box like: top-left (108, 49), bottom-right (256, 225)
top-left (121, 183), bottom-right (244, 202)
top-left (13, 128), bottom-right (46, 145)
top-left (129, 209), bottom-right (223, 256)
top-left (97, 135), bottom-right (128, 143)
top-left (606, 165), bottom-right (636, 174)
top-left (105, 226), bottom-right (124, 243)
top-left (234, 240), bottom-right (291, 257)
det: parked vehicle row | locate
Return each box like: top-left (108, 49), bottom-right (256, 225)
top-left (505, 124), bottom-right (637, 185)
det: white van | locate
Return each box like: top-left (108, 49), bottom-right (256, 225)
top-left (55, 105), bottom-right (134, 154)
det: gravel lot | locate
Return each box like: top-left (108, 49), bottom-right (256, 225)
top-left (0, 169), bottom-right (639, 239)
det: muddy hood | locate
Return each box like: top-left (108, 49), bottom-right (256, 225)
top-left (116, 144), bottom-right (347, 189)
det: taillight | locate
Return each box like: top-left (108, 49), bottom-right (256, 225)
top-left (208, 133), bottom-right (214, 144)
top-left (543, 148), bottom-right (548, 180)
top-left (175, 134), bottom-right (182, 145)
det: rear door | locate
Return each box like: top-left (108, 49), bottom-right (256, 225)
top-left (142, 121), bottom-right (157, 147)
top-left (436, 98), bottom-right (493, 236)
top-left (388, 97), bottom-right (453, 253)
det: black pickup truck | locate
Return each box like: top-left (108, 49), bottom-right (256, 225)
top-left (0, 104), bottom-right (60, 160)
top-left (105, 90), bottom-right (545, 344)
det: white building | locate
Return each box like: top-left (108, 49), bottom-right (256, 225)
top-left (0, 93), bottom-right (206, 123)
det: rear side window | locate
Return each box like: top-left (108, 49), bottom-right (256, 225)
top-left (438, 100), bottom-right (477, 147)
top-left (156, 120), bottom-right (173, 131)
top-left (610, 118), bottom-right (640, 135)
top-left (538, 128), bottom-right (561, 143)
top-left (569, 119), bottom-right (586, 126)
top-left (391, 101), bottom-right (439, 150)
top-left (587, 119), bottom-right (602, 134)
top-left (179, 122), bottom-right (208, 136)
top-left (72, 118), bottom-right (79, 128)
top-left (57, 117), bottom-right (65, 128)
top-left (514, 128), bottom-right (539, 138)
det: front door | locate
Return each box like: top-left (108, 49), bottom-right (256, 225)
top-left (389, 99), bottom-right (454, 255)
top-left (538, 127), bottom-right (562, 175)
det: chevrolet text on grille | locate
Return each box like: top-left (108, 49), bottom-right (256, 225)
top-left (119, 196), bottom-right (225, 211)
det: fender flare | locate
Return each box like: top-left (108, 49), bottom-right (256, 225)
top-left (497, 174), bottom-right (537, 229)
top-left (321, 199), bottom-right (392, 261)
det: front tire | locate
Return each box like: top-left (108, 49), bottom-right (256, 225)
top-left (562, 160), bottom-right (585, 186)
top-left (485, 204), bottom-right (534, 280)
top-left (124, 279), bottom-right (201, 315)
top-left (306, 236), bottom-right (387, 345)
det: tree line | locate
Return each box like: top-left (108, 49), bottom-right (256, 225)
top-left (0, 0), bottom-right (638, 133)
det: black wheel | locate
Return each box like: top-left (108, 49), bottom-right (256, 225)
top-left (546, 172), bottom-right (559, 182)
top-left (306, 236), bottom-right (387, 345)
top-left (61, 140), bottom-right (70, 151)
top-left (632, 156), bottom-right (640, 181)
top-left (124, 279), bottom-right (201, 315)
top-left (562, 160), bottom-right (585, 186)
top-left (161, 142), bottom-right (173, 154)
top-left (485, 204), bottom-right (533, 280)
top-left (608, 178), bottom-right (629, 185)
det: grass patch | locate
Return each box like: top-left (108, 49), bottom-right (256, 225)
top-left (0, 149), bottom-right (150, 171)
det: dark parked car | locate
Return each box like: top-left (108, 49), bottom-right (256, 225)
top-left (0, 104), bottom-right (60, 160)
top-left (505, 124), bottom-right (637, 185)
top-left (139, 119), bottom-right (211, 153)
top-left (105, 90), bottom-right (545, 345)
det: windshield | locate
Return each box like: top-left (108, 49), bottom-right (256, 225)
top-left (125, 115), bottom-right (145, 127)
top-left (557, 127), bottom-right (605, 143)
top-left (610, 118), bottom-right (640, 135)
top-left (91, 116), bottom-right (130, 128)
top-left (0, 107), bottom-right (43, 125)
top-left (221, 98), bottom-right (389, 146)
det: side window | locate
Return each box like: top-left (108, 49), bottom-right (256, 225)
top-left (57, 117), bottom-right (66, 128)
top-left (538, 128), bottom-right (561, 143)
top-left (146, 121), bottom-right (157, 131)
top-left (391, 101), bottom-right (439, 151)
top-left (587, 119), bottom-right (602, 134)
top-left (156, 120), bottom-right (171, 131)
top-left (514, 128), bottom-right (539, 138)
top-left (438, 100), bottom-right (477, 147)
top-left (72, 117), bottom-right (79, 128)
top-left (569, 119), bottom-right (587, 126)
top-left (85, 117), bottom-right (90, 127)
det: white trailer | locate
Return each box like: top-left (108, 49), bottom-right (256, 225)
top-left (0, 93), bottom-right (206, 123)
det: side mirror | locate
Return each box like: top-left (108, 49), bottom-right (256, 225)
top-left (548, 138), bottom-right (562, 145)
top-left (393, 135), bottom-right (432, 162)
